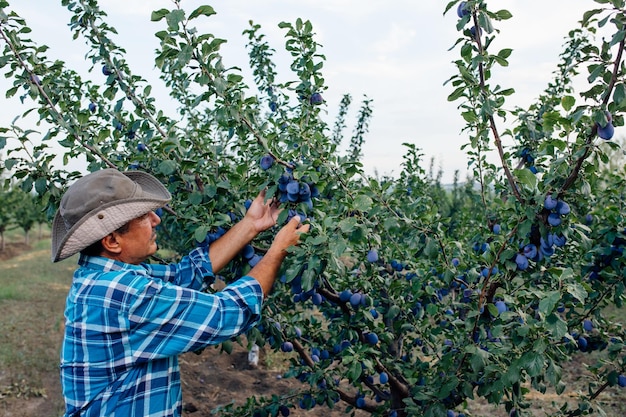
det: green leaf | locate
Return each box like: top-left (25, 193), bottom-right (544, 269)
top-left (587, 64), bottom-right (604, 83)
top-left (514, 168), bottom-right (537, 189)
top-left (338, 217), bottom-right (358, 233)
top-left (565, 282), bottom-right (588, 304)
top-left (494, 9), bottom-right (513, 20)
top-left (158, 160), bottom-right (177, 175)
top-left (165, 9), bottom-right (185, 31)
top-left (613, 83), bottom-right (626, 108)
top-left (188, 5), bottom-right (216, 20)
top-left (150, 8), bottom-right (170, 22)
top-left (609, 29), bottom-right (626, 47)
top-left (520, 351), bottom-right (544, 377)
top-left (461, 110), bottom-right (478, 123)
top-left (448, 86), bottom-right (465, 102)
top-left (561, 95), bottom-right (576, 111)
top-left (469, 346), bottom-right (489, 372)
top-left (300, 267), bottom-right (316, 292)
top-left (34, 177), bottom-right (47, 195)
top-left (425, 403), bottom-right (447, 417)
top-left (386, 305), bottom-right (401, 320)
top-left (220, 340), bottom-right (233, 354)
top-left (424, 237), bottom-right (439, 258)
top-left (189, 192), bottom-right (203, 205)
top-left (497, 48), bottom-right (513, 59)
top-left (194, 225), bottom-right (209, 243)
top-left (348, 361), bottom-right (362, 382)
top-left (436, 376), bottom-right (459, 399)
top-left (353, 194), bottom-right (373, 212)
top-left (582, 9), bottom-right (603, 26)
top-left (538, 291), bottom-right (560, 315)
top-left (545, 314), bottom-right (568, 339)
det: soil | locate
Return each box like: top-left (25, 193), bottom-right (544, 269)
top-left (0, 337), bottom-right (348, 417)
top-left (0, 241), bottom-right (31, 261)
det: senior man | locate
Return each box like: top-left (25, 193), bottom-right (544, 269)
top-left (51, 168), bottom-right (309, 417)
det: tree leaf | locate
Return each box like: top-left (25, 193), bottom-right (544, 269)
top-left (538, 291), bottom-right (560, 315)
top-left (353, 194), bottom-right (373, 212)
top-left (188, 5), bottom-right (216, 20)
top-left (150, 8), bottom-right (170, 22)
top-left (520, 351), bottom-right (544, 377)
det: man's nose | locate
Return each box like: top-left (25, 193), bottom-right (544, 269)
top-left (150, 211), bottom-right (161, 226)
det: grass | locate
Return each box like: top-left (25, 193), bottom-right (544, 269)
top-left (0, 230), bottom-right (71, 417)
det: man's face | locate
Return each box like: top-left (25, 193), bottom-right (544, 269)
top-left (113, 211), bottom-right (161, 264)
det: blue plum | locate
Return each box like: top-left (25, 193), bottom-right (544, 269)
top-left (544, 195), bottom-right (558, 210)
top-left (515, 253), bottom-right (529, 270)
top-left (286, 180), bottom-right (300, 195)
top-left (553, 234), bottom-right (566, 247)
top-left (495, 300), bottom-right (508, 314)
top-left (349, 292), bottom-right (363, 308)
top-left (339, 289), bottom-right (352, 302)
top-left (456, 1), bottom-right (470, 18)
top-left (309, 92), bottom-right (323, 105)
top-left (260, 154), bottom-right (274, 170)
top-left (365, 332), bottom-right (379, 345)
top-left (547, 213), bottom-right (562, 226)
top-left (556, 200), bottom-right (570, 215)
top-left (523, 244), bottom-right (537, 260)
top-left (597, 112), bottom-right (614, 140)
top-left (379, 372), bottom-right (389, 384)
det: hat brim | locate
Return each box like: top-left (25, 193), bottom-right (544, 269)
top-left (51, 171), bottom-right (171, 262)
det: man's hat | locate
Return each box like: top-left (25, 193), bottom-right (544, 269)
top-left (51, 169), bottom-right (171, 262)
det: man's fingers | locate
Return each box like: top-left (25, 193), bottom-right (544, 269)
top-left (290, 216), bottom-right (310, 232)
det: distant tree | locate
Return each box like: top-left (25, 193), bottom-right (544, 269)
top-left (0, 186), bottom-right (18, 251)
top-left (13, 187), bottom-right (44, 245)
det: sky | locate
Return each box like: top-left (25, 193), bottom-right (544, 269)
top-left (1, 0), bottom-right (596, 183)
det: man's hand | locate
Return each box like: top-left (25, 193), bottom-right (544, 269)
top-left (248, 215), bottom-right (311, 297)
top-left (244, 189), bottom-right (281, 234)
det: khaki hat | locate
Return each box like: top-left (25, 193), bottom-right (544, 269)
top-left (51, 169), bottom-right (171, 262)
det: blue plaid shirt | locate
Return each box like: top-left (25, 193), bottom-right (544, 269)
top-left (60, 247), bottom-right (263, 417)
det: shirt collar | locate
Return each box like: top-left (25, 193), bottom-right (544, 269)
top-left (77, 253), bottom-right (149, 275)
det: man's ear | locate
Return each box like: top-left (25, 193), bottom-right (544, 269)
top-left (101, 233), bottom-right (122, 255)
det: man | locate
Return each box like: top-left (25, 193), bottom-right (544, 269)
top-left (51, 168), bottom-right (309, 417)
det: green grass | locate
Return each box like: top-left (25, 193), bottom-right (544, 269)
top-left (0, 236), bottom-right (73, 383)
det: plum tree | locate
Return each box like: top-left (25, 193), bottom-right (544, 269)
top-left (1, 1), bottom-right (626, 417)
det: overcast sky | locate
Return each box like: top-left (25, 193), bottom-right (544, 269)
top-left (2, 1), bottom-right (596, 183)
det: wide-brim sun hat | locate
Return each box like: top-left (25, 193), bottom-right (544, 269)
top-left (51, 168), bottom-right (171, 262)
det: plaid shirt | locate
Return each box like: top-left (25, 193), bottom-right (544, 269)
top-left (60, 247), bottom-right (263, 417)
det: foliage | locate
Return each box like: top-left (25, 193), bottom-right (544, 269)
top-left (0, 1), bottom-right (625, 416)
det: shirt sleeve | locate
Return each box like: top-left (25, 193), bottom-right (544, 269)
top-left (126, 274), bottom-right (263, 359)
top-left (141, 247), bottom-right (214, 291)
